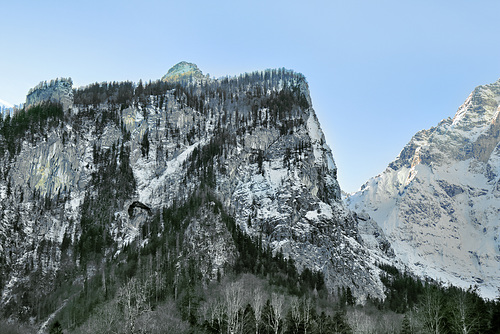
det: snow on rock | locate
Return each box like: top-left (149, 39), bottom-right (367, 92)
top-left (0, 66), bottom-right (398, 319)
top-left (0, 99), bottom-right (14, 109)
top-left (348, 78), bottom-right (500, 299)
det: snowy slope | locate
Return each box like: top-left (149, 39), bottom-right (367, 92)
top-left (348, 78), bottom-right (500, 299)
top-left (0, 99), bottom-right (14, 118)
top-left (0, 99), bottom-right (14, 109)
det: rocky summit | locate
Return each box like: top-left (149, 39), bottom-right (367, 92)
top-left (348, 78), bottom-right (500, 299)
top-left (161, 61), bottom-right (205, 83)
top-left (26, 78), bottom-right (74, 111)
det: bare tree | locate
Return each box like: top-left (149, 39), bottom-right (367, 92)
top-left (302, 296), bottom-right (314, 334)
top-left (135, 300), bottom-right (190, 334)
top-left (117, 277), bottom-right (151, 332)
top-left (73, 299), bottom-right (121, 334)
top-left (347, 308), bottom-right (375, 333)
top-left (269, 292), bottom-right (285, 334)
top-left (418, 286), bottom-right (445, 334)
top-left (251, 286), bottom-right (265, 334)
top-left (225, 281), bottom-right (245, 334)
top-left (449, 288), bottom-right (481, 334)
top-left (201, 295), bottom-right (226, 332)
top-left (290, 295), bottom-right (314, 334)
top-left (290, 296), bottom-right (301, 333)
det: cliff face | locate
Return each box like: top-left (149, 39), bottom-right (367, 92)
top-left (348, 78), bottom-right (500, 298)
top-left (0, 65), bottom-right (391, 323)
top-left (26, 78), bottom-right (74, 111)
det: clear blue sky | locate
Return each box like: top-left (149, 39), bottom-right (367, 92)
top-left (1, 0), bottom-right (500, 192)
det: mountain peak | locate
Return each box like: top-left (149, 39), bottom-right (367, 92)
top-left (161, 61), bottom-right (204, 82)
top-left (348, 77), bottom-right (500, 298)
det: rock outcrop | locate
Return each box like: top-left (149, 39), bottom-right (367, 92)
top-left (26, 78), bottom-right (73, 111)
top-left (161, 61), bottom-right (205, 83)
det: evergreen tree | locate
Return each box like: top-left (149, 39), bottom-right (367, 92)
top-left (49, 320), bottom-right (63, 334)
top-left (242, 304), bottom-right (257, 334)
top-left (330, 311), bottom-right (352, 334)
top-left (401, 314), bottom-right (412, 334)
top-left (345, 287), bottom-right (355, 306)
top-left (141, 130), bottom-right (150, 158)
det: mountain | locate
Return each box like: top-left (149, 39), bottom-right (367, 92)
top-left (0, 64), bottom-right (393, 329)
top-left (348, 78), bottom-right (500, 299)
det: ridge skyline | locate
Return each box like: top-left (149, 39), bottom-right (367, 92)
top-left (2, 1), bottom-right (500, 194)
top-left (6, 62), bottom-right (500, 196)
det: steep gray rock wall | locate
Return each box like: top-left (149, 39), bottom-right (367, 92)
top-left (0, 67), bottom-right (392, 320)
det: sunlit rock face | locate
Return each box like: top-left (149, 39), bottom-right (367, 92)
top-left (161, 61), bottom-right (205, 83)
top-left (348, 78), bottom-right (500, 299)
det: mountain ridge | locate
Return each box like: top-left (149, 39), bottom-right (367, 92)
top-left (1, 63), bottom-right (500, 333)
top-left (0, 64), bottom-right (394, 328)
top-left (0, 99), bottom-right (14, 109)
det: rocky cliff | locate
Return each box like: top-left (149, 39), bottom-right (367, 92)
top-left (348, 78), bottom-right (500, 298)
top-left (0, 64), bottom-right (392, 324)
top-left (26, 78), bottom-right (74, 111)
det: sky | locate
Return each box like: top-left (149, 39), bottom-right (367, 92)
top-left (1, 0), bottom-right (500, 192)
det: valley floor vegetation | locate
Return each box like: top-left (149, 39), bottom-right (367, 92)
top-left (1, 190), bottom-right (499, 334)
top-left (1, 267), bottom-right (499, 333)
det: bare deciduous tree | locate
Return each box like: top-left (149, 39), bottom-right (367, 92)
top-left (135, 300), bottom-right (190, 334)
top-left (290, 296), bottom-right (301, 333)
top-left (117, 277), bottom-right (150, 332)
top-left (302, 296), bottom-right (313, 334)
top-left (225, 281), bottom-right (245, 334)
top-left (200, 294), bottom-right (226, 332)
top-left (418, 286), bottom-right (445, 334)
top-left (269, 292), bottom-right (285, 334)
top-left (73, 299), bottom-right (121, 334)
top-left (251, 286), bottom-right (265, 334)
top-left (449, 288), bottom-right (481, 334)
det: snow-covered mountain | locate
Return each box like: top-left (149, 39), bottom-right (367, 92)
top-left (0, 99), bottom-right (14, 117)
top-left (0, 63), bottom-right (395, 322)
top-left (348, 78), bottom-right (500, 299)
top-left (0, 99), bottom-right (13, 109)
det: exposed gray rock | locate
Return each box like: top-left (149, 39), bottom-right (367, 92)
top-left (26, 78), bottom-right (74, 111)
top-left (161, 61), bottom-right (205, 83)
top-left (0, 66), bottom-right (392, 320)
